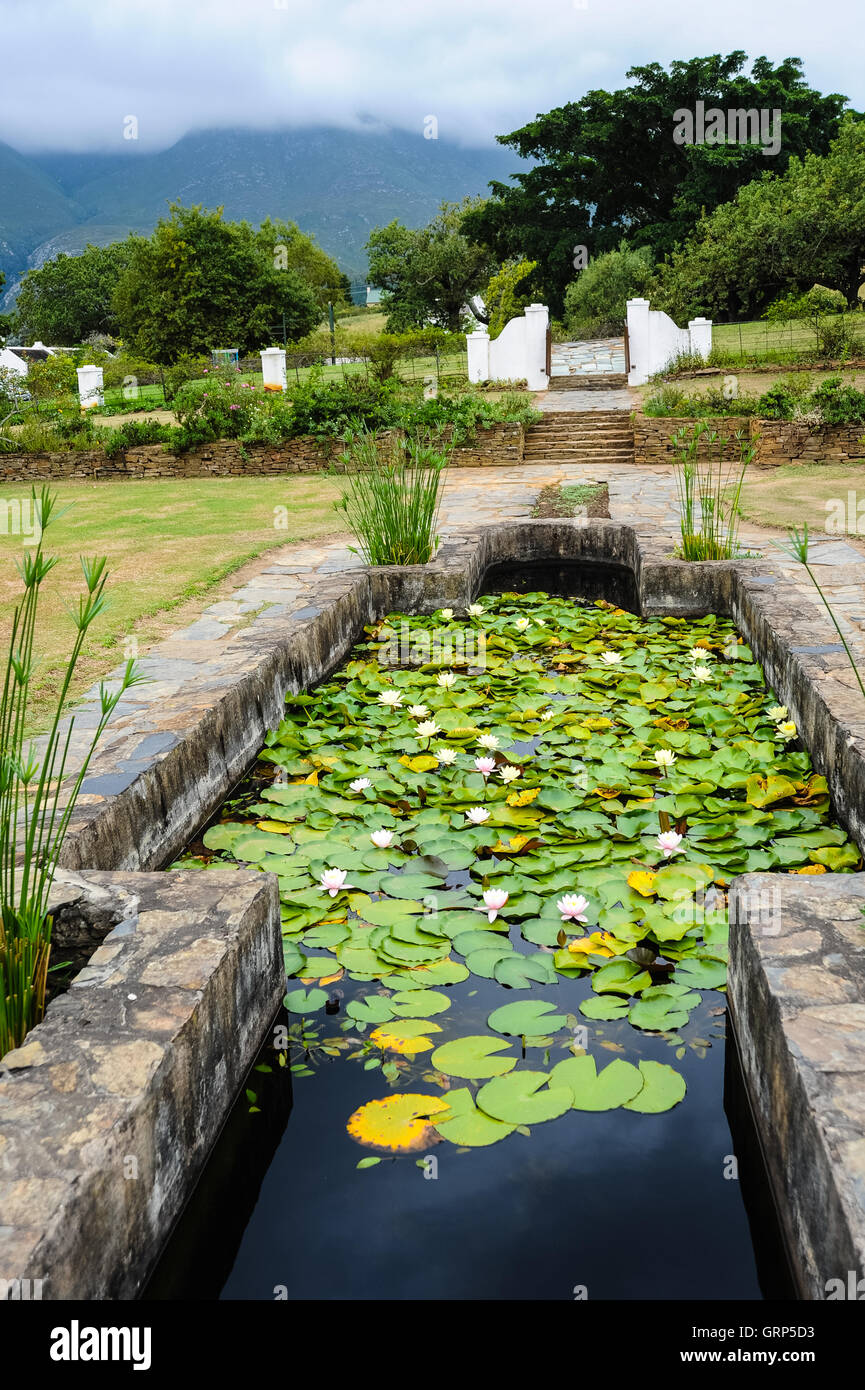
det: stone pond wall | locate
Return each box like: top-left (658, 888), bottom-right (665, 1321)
top-left (0, 422), bottom-right (524, 482)
top-left (634, 414), bottom-right (865, 467)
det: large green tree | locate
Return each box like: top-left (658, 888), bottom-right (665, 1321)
top-left (14, 242), bottom-right (132, 343)
top-left (253, 219), bottom-right (350, 314)
top-left (656, 118), bottom-right (865, 320)
top-left (366, 199), bottom-right (496, 332)
top-left (112, 204), bottom-right (320, 363)
top-left (465, 53), bottom-right (848, 313)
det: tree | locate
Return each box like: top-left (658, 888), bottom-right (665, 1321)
top-left (112, 204), bottom-right (320, 363)
top-left (464, 53), bottom-right (848, 313)
top-left (367, 200), bottom-right (496, 332)
top-left (656, 118), bottom-right (865, 321)
top-left (252, 219), bottom-right (350, 315)
top-left (563, 245), bottom-right (655, 335)
top-left (482, 259), bottom-right (537, 338)
top-left (14, 243), bottom-right (132, 344)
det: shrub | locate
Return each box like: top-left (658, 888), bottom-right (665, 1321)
top-left (100, 419), bottom-right (175, 458)
top-left (170, 375), bottom-right (263, 447)
top-left (809, 375), bottom-right (865, 423)
top-left (756, 385), bottom-right (796, 419)
top-left (564, 245), bottom-right (655, 336)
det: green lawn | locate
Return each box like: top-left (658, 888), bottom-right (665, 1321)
top-left (734, 461), bottom-right (865, 535)
top-left (713, 312), bottom-right (865, 360)
top-left (0, 476), bottom-right (344, 731)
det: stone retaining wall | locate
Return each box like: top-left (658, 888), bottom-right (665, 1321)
top-left (0, 422), bottom-right (524, 482)
top-left (634, 414), bottom-right (865, 466)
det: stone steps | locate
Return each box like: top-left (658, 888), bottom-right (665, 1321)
top-left (524, 407), bottom-right (635, 465)
top-left (548, 372), bottom-right (628, 390)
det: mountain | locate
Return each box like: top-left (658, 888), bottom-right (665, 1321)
top-left (0, 126), bottom-right (527, 308)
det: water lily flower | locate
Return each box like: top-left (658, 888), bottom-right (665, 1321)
top-left (515, 617), bottom-right (530, 632)
top-left (777, 720), bottom-right (798, 742)
top-left (440, 608), bottom-right (454, 620)
top-left (349, 777), bottom-right (371, 793)
top-left (434, 747), bottom-right (457, 765)
top-left (377, 690), bottom-right (402, 707)
top-left (465, 806), bottom-right (491, 824)
top-left (370, 829), bottom-right (394, 849)
top-left (416, 720), bottom-right (441, 738)
top-left (477, 733), bottom-right (500, 750)
top-left (691, 665), bottom-right (713, 683)
top-left (474, 756), bottom-right (496, 779)
top-left (654, 748), bottom-right (677, 768)
top-left (407, 704), bottom-right (429, 719)
top-left (480, 888), bottom-right (509, 923)
top-left (499, 765), bottom-right (521, 783)
top-left (320, 868), bottom-right (351, 897)
top-left (437, 671), bottom-right (456, 688)
top-left (657, 830), bottom-right (685, 858)
top-left (688, 647), bottom-right (713, 662)
top-left (557, 893), bottom-right (590, 923)
top-left (768, 705), bottom-right (788, 722)
top-left (601, 650), bottom-right (622, 664)
top-left (539, 709), bottom-right (555, 721)
top-left (467, 603), bottom-right (484, 616)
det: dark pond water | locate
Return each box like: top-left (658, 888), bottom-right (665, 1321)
top-left (144, 564), bottom-right (796, 1302)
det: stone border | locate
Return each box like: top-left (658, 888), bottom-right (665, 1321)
top-left (3, 516), bottom-right (865, 1298)
top-left (634, 413), bottom-right (865, 467)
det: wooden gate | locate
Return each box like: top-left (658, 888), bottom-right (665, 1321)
top-left (623, 326), bottom-right (631, 375)
top-left (545, 326), bottom-right (552, 377)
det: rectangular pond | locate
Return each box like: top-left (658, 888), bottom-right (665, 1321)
top-left (144, 570), bottom-right (860, 1300)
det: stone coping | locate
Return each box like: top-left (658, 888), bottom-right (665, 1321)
top-left (4, 515), bottom-right (865, 1298)
top-left (0, 869), bottom-right (282, 1300)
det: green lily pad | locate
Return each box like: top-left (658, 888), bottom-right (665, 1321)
top-left (389, 989), bottom-right (451, 1017)
top-left (475, 1070), bottom-right (574, 1124)
top-left (284, 987), bottom-right (328, 1014)
top-left (550, 1055), bottom-right (644, 1110)
top-left (433, 1087), bottom-right (517, 1147)
top-left (579, 995), bottom-right (629, 1020)
top-left (431, 1035), bottom-right (517, 1079)
top-left (623, 1060), bottom-right (687, 1113)
top-left (487, 999), bottom-right (568, 1036)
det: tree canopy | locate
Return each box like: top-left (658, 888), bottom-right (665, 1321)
top-left (366, 199), bottom-right (496, 332)
top-left (112, 204), bottom-right (321, 362)
top-left (656, 118), bottom-right (865, 320)
top-left (464, 53), bottom-right (849, 313)
top-left (14, 242), bottom-right (132, 343)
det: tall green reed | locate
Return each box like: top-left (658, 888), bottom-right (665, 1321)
top-left (335, 429), bottom-right (450, 566)
top-left (0, 485), bottom-right (141, 1056)
top-left (671, 420), bottom-right (757, 561)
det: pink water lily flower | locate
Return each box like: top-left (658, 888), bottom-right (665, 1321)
top-left (480, 887), bottom-right (509, 923)
top-left (657, 830), bottom-right (685, 858)
top-left (320, 868), bottom-right (351, 897)
top-left (370, 830), bottom-right (394, 848)
top-left (474, 756), bottom-right (496, 779)
top-left (557, 893), bottom-right (589, 923)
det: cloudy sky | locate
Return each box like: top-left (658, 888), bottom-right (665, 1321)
top-left (2, 0), bottom-right (861, 152)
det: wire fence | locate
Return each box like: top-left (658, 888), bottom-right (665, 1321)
top-left (712, 313), bottom-right (864, 362)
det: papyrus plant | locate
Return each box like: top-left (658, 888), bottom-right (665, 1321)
top-left (0, 486), bottom-right (141, 1056)
top-left (335, 429), bottom-right (450, 566)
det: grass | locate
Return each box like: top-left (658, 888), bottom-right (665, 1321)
top-left (733, 462), bottom-right (865, 535)
top-left (713, 312), bottom-right (865, 358)
top-left (0, 476), bottom-right (344, 731)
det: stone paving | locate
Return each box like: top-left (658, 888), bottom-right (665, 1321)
top-left (535, 387), bottom-right (639, 413)
top-left (550, 337), bottom-right (626, 376)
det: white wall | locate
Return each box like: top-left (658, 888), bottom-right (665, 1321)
top-left (0, 348), bottom-right (28, 378)
top-left (467, 303), bottom-right (549, 391)
top-left (626, 298), bottom-right (712, 386)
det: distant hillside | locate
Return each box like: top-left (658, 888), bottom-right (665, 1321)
top-left (0, 126), bottom-right (527, 309)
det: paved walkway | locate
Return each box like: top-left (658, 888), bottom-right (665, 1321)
top-left (535, 387), bottom-right (639, 413)
top-left (550, 338), bottom-right (626, 376)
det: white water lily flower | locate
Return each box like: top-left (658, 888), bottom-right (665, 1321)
top-left (467, 603), bottom-right (484, 616)
top-left (416, 720), bottom-right (441, 738)
top-left (768, 705), bottom-right (788, 722)
top-left (349, 777), bottom-right (371, 793)
top-left (320, 868), bottom-right (351, 897)
top-left (654, 748), bottom-right (677, 768)
top-left (657, 830), bottom-right (685, 858)
top-left (480, 888), bottom-right (509, 923)
top-left (601, 650), bottom-right (622, 664)
top-left (440, 608), bottom-right (454, 619)
top-left (499, 765), bottom-right (521, 783)
top-left (688, 647), bottom-right (713, 662)
top-left (377, 690), bottom-right (402, 707)
top-left (465, 806), bottom-right (491, 824)
top-left (407, 704), bottom-right (429, 719)
top-left (437, 671), bottom-right (456, 688)
top-left (691, 665), bottom-right (713, 683)
top-left (434, 747), bottom-right (458, 765)
top-left (474, 756), bottom-right (496, 779)
top-left (777, 720), bottom-right (798, 742)
top-left (477, 733), bottom-right (500, 750)
top-left (539, 709), bottom-right (555, 722)
top-left (370, 829), bottom-right (394, 849)
top-left (557, 893), bottom-right (589, 923)
top-left (514, 617), bottom-right (530, 632)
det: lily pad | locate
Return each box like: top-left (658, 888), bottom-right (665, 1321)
top-left (487, 999), bottom-right (568, 1036)
top-left (475, 1070), bottom-right (574, 1124)
top-left (550, 1055), bottom-right (644, 1110)
top-left (433, 1087), bottom-right (517, 1147)
top-left (623, 1060), bottom-right (687, 1113)
top-left (431, 1035), bottom-right (517, 1079)
top-left (284, 987), bottom-right (328, 1014)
